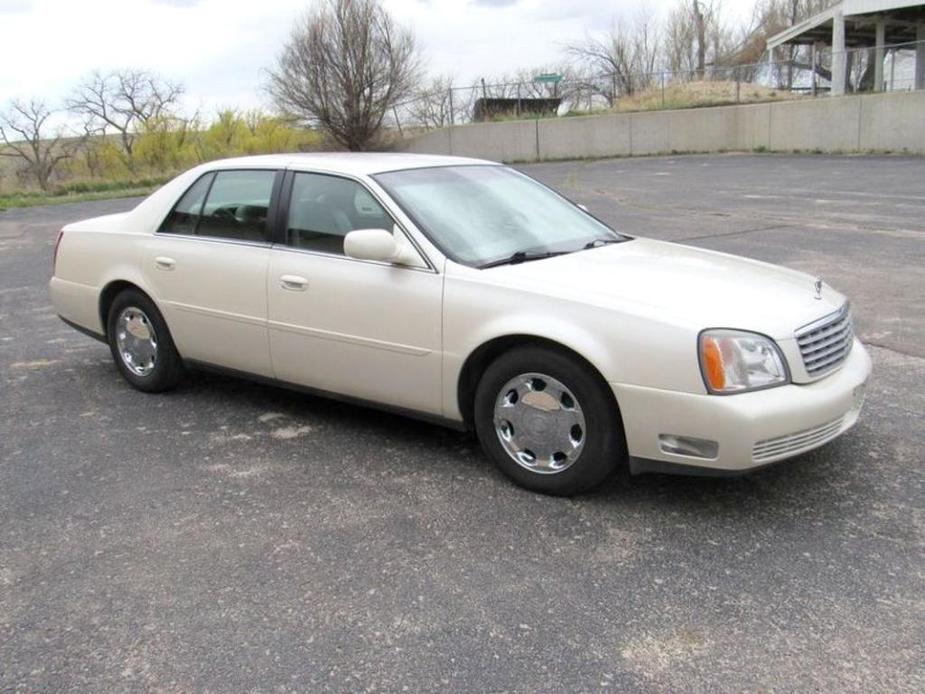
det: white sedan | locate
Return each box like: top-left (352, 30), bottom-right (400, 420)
top-left (50, 153), bottom-right (871, 495)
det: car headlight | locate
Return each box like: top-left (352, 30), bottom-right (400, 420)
top-left (699, 330), bottom-right (789, 394)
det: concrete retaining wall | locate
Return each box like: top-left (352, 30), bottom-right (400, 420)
top-left (401, 90), bottom-right (925, 161)
top-left (734, 103), bottom-right (772, 151)
top-left (537, 113), bottom-right (631, 159)
top-left (858, 91), bottom-right (925, 152)
top-left (768, 98), bottom-right (861, 152)
top-left (445, 120), bottom-right (537, 162)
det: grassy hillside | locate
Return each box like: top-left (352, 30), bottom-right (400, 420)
top-left (0, 111), bottom-right (323, 210)
top-left (611, 80), bottom-right (798, 113)
top-left (0, 177), bottom-right (168, 210)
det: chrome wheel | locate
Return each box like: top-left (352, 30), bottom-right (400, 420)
top-left (115, 307), bottom-right (158, 377)
top-left (493, 372), bottom-right (586, 474)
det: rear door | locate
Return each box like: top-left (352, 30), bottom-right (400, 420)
top-left (143, 168), bottom-right (281, 377)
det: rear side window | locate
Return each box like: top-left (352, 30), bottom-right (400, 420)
top-left (160, 173), bottom-right (213, 235)
top-left (159, 169), bottom-right (276, 242)
top-left (198, 170), bottom-right (276, 243)
top-left (286, 172), bottom-right (394, 255)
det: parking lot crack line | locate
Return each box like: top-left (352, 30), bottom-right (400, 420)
top-left (681, 224), bottom-right (794, 241)
top-left (862, 340), bottom-right (925, 362)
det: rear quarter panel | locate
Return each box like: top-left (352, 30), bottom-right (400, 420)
top-left (51, 229), bottom-right (151, 335)
top-left (49, 171), bottom-right (191, 334)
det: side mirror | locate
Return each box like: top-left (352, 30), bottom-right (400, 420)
top-left (344, 228), bottom-right (396, 262)
top-left (343, 227), bottom-right (427, 268)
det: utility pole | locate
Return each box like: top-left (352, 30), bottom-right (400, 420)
top-left (693, 0), bottom-right (706, 80)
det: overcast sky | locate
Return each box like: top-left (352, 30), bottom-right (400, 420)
top-left (0, 0), bottom-right (756, 117)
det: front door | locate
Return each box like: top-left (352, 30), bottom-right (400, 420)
top-left (267, 171), bottom-right (443, 415)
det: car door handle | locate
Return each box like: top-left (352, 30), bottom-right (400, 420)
top-left (155, 256), bottom-right (176, 271)
top-left (280, 274), bottom-right (308, 291)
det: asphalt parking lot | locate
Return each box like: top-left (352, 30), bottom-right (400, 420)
top-left (1, 153), bottom-right (923, 692)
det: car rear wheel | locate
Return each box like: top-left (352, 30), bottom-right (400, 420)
top-left (107, 289), bottom-right (183, 392)
top-left (474, 346), bottom-right (625, 496)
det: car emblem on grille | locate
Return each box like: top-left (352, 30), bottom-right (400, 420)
top-left (814, 278), bottom-right (823, 300)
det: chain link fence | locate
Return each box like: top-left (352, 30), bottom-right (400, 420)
top-left (390, 39), bottom-right (924, 138)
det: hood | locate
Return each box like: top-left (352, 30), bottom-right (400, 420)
top-left (479, 238), bottom-right (846, 340)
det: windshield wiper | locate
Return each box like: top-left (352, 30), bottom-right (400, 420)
top-left (480, 237), bottom-right (628, 269)
top-left (583, 238), bottom-right (624, 250)
top-left (479, 249), bottom-right (570, 269)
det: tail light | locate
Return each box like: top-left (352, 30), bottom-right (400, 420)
top-left (52, 230), bottom-right (64, 276)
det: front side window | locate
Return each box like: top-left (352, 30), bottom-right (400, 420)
top-left (286, 173), bottom-right (393, 256)
top-left (373, 165), bottom-right (626, 267)
top-left (197, 170), bottom-right (276, 242)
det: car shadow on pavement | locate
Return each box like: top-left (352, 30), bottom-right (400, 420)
top-left (187, 368), bottom-right (858, 501)
top-left (583, 435), bottom-right (866, 530)
top-left (64, 357), bottom-right (862, 525)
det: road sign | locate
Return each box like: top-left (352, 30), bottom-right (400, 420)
top-left (533, 73), bottom-right (562, 84)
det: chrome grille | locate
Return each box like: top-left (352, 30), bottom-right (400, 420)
top-left (753, 416), bottom-right (845, 463)
top-left (796, 304), bottom-right (853, 377)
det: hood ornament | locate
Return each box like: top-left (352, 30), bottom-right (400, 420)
top-left (814, 278), bottom-right (823, 300)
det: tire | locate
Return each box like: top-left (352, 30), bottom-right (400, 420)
top-left (474, 346), bottom-right (626, 496)
top-left (106, 288), bottom-right (183, 393)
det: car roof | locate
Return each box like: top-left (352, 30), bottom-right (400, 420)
top-left (197, 152), bottom-right (499, 176)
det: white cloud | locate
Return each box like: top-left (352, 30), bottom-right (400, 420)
top-left (0, 0), bottom-right (303, 114)
top-left (0, 0), bottom-right (758, 122)
top-left (0, 0), bottom-right (33, 12)
top-left (469, 0), bottom-right (519, 7)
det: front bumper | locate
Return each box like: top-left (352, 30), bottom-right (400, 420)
top-left (612, 339), bottom-right (872, 474)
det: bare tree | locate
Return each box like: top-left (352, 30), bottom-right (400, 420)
top-left (740, 0), bottom-right (832, 88)
top-left (693, 1), bottom-right (707, 78)
top-left (0, 99), bottom-right (82, 191)
top-left (473, 64), bottom-right (576, 100)
top-left (459, 65), bottom-right (577, 121)
top-left (267, 0), bottom-right (421, 150)
top-left (567, 10), bottom-right (661, 104)
top-left (407, 75), bottom-right (456, 130)
top-left (664, 0), bottom-right (734, 79)
top-left (717, 4), bottom-right (771, 80)
top-left (68, 69), bottom-right (183, 172)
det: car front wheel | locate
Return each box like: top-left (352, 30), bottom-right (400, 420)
top-left (106, 289), bottom-right (183, 392)
top-left (474, 346), bottom-right (625, 496)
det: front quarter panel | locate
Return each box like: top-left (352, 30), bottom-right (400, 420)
top-left (441, 261), bottom-right (706, 421)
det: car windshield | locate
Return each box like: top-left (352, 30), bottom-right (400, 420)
top-left (373, 165), bottom-right (628, 267)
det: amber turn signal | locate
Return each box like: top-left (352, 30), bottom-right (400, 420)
top-left (701, 335), bottom-right (726, 391)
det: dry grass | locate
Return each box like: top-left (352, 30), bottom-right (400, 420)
top-left (0, 182), bottom-right (164, 211)
top-left (611, 80), bottom-right (800, 113)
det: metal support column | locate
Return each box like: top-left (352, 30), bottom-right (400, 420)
top-left (832, 10), bottom-right (847, 96)
top-left (916, 24), bottom-right (925, 90)
top-left (874, 20), bottom-right (885, 92)
top-left (811, 43), bottom-right (817, 96)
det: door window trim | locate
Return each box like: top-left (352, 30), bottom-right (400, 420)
top-left (157, 168), bottom-right (284, 247)
top-left (273, 169), bottom-right (438, 274)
